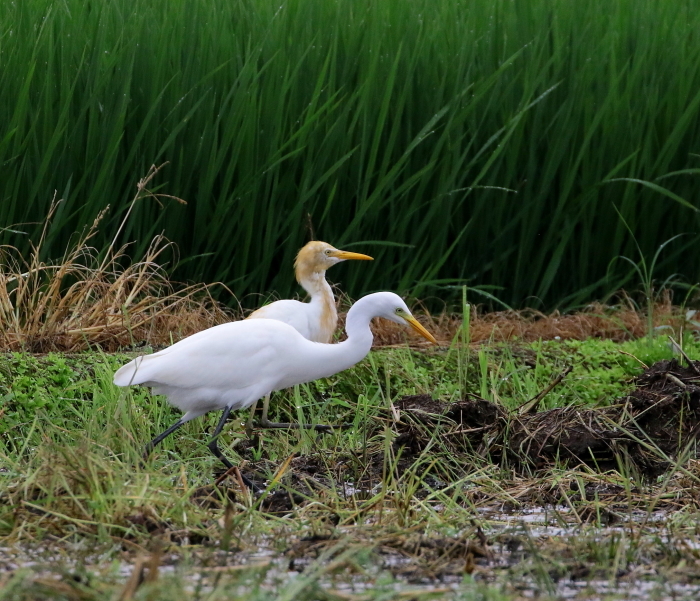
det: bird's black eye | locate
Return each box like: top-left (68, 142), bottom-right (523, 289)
top-left (325, 249), bottom-right (332, 255)
top-left (395, 308), bottom-right (402, 314)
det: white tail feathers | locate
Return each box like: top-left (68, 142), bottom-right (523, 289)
top-left (113, 355), bottom-right (150, 386)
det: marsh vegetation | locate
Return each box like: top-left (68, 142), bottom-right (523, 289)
top-left (3, 329), bottom-right (700, 599)
top-left (2, 0), bottom-right (700, 309)
top-left (3, 0), bottom-right (700, 598)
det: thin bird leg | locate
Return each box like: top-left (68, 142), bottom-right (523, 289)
top-left (257, 392), bottom-right (352, 432)
top-left (208, 406), bottom-right (260, 492)
top-left (143, 419), bottom-right (186, 460)
top-left (244, 398), bottom-right (259, 438)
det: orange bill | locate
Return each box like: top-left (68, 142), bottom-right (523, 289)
top-left (331, 250), bottom-right (374, 261)
top-left (405, 316), bottom-right (437, 344)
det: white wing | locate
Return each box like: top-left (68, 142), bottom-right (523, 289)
top-left (114, 320), bottom-right (289, 390)
top-left (247, 299), bottom-right (314, 339)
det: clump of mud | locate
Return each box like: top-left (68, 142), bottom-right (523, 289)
top-left (392, 359), bottom-right (700, 478)
top-left (231, 359), bottom-right (700, 508)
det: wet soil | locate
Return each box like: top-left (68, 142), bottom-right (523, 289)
top-left (7, 360), bottom-right (700, 600)
top-left (229, 359), bottom-right (700, 507)
top-left (390, 358), bottom-right (700, 478)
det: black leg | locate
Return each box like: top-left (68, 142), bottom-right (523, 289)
top-left (207, 406), bottom-right (234, 468)
top-left (208, 407), bottom-right (260, 492)
top-left (258, 416), bottom-right (353, 432)
top-left (143, 418), bottom-right (186, 460)
top-left (255, 392), bottom-right (352, 433)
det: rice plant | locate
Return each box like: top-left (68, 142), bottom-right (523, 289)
top-left (2, 0), bottom-right (700, 310)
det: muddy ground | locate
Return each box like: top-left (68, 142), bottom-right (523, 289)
top-left (5, 356), bottom-right (700, 600)
top-left (234, 358), bottom-right (700, 505)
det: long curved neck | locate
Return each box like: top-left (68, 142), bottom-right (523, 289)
top-left (292, 300), bottom-right (375, 383)
top-left (344, 300), bottom-right (376, 351)
top-left (296, 263), bottom-right (337, 341)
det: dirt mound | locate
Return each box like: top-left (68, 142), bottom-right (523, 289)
top-left (392, 359), bottom-right (700, 477)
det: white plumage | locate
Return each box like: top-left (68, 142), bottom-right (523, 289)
top-left (247, 240), bottom-right (372, 343)
top-left (114, 292), bottom-right (436, 484)
top-left (245, 240), bottom-right (372, 430)
top-left (114, 319), bottom-right (346, 421)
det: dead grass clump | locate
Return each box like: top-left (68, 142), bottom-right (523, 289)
top-left (339, 294), bottom-right (688, 348)
top-left (0, 167), bottom-right (233, 353)
top-left (502, 358), bottom-right (700, 476)
top-left (465, 298), bottom-right (683, 343)
top-left (386, 359), bottom-right (700, 478)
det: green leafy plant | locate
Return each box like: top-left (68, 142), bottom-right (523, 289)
top-left (2, 0), bottom-right (700, 310)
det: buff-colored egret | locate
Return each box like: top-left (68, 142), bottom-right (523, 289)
top-left (113, 292), bottom-right (436, 489)
top-left (246, 241), bottom-right (372, 432)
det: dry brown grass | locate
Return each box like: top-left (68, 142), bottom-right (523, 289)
top-left (362, 294), bottom-right (690, 348)
top-left (0, 168), bottom-right (690, 352)
top-left (0, 166), bottom-right (234, 353)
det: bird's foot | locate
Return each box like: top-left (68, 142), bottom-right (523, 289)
top-left (238, 470), bottom-right (263, 494)
top-left (244, 417), bottom-right (256, 439)
top-left (256, 419), bottom-right (353, 433)
top-left (214, 466), bottom-right (263, 494)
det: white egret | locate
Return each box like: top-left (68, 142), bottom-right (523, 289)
top-left (246, 241), bottom-right (372, 432)
top-left (113, 292), bottom-right (436, 488)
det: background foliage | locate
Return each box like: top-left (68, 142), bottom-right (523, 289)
top-left (2, 0), bottom-right (700, 309)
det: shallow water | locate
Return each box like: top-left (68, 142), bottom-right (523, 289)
top-left (3, 506), bottom-right (700, 600)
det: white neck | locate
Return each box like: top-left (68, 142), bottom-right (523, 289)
top-left (279, 295), bottom-right (379, 389)
top-left (343, 298), bottom-right (376, 351)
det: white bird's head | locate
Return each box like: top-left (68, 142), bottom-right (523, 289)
top-left (295, 241), bottom-right (373, 281)
top-left (355, 291), bottom-right (437, 344)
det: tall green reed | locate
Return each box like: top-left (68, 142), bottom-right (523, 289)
top-left (1, 0), bottom-right (700, 310)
